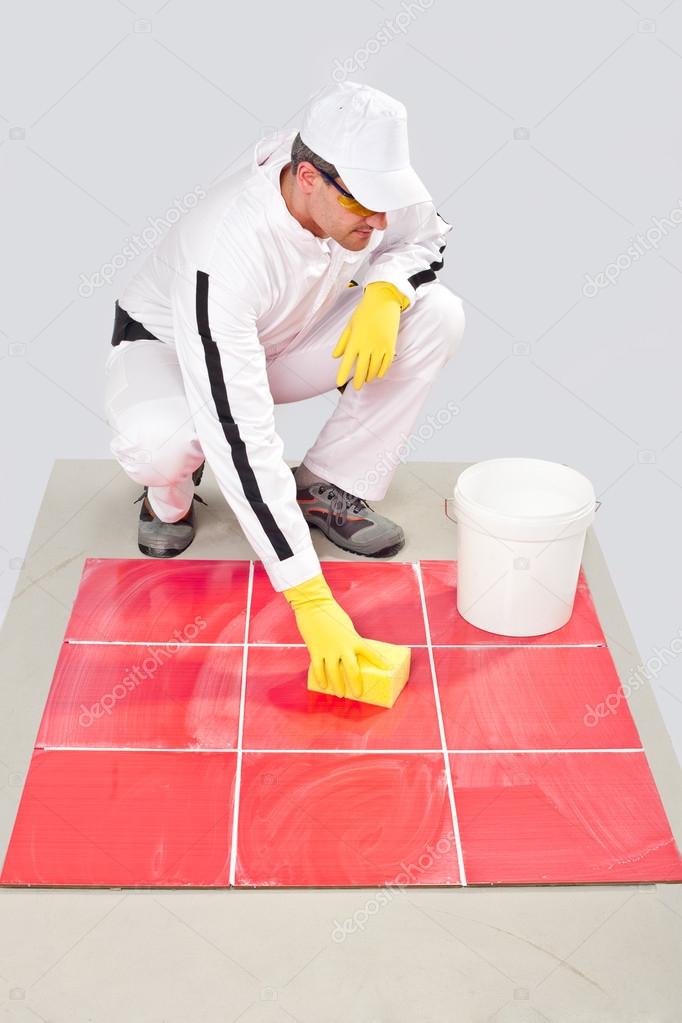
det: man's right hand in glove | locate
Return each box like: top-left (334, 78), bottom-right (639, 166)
top-left (282, 573), bottom-right (389, 699)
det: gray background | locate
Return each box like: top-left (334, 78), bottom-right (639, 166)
top-left (1, 0), bottom-right (681, 764)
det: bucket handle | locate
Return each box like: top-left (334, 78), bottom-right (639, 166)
top-left (444, 497), bottom-right (601, 524)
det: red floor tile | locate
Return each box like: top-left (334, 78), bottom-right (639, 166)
top-left (0, 750), bottom-right (236, 887)
top-left (65, 558), bottom-right (249, 644)
top-left (435, 646), bottom-right (642, 751)
top-left (451, 751), bottom-right (682, 884)
top-left (248, 561), bottom-right (427, 645)
top-left (420, 561), bottom-right (606, 646)
top-left (235, 752), bottom-right (459, 886)
top-left (242, 645), bottom-right (440, 750)
top-left (36, 643), bottom-right (243, 750)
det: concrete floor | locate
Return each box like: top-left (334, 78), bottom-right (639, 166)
top-left (0, 459), bottom-right (681, 1023)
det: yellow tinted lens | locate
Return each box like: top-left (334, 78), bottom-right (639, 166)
top-left (337, 193), bottom-right (377, 217)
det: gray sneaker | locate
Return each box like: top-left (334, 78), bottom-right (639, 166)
top-left (135, 488), bottom-right (206, 559)
top-left (292, 468), bottom-right (405, 558)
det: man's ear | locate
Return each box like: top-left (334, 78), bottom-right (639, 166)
top-left (298, 161), bottom-right (319, 197)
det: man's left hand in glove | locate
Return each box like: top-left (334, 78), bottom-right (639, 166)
top-left (332, 281), bottom-right (411, 391)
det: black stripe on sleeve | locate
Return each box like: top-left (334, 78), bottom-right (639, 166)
top-left (195, 269), bottom-right (295, 561)
top-left (407, 243), bottom-right (446, 292)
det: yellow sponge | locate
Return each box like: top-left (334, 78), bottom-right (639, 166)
top-left (307, 640), bottom-right (411, 709)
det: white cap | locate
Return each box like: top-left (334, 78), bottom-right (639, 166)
top-left (298, 82), bottom-right (431, 212)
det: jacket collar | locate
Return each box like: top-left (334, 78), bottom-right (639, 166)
top-left (254, 129), bottom-right (331, 255)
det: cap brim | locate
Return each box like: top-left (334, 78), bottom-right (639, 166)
top-left (335, 163), bottom-right (432, 212)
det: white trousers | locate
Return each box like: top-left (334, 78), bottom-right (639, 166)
top-left (104, 282), bottom-right (465, 523)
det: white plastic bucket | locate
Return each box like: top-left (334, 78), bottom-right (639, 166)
top-left (447, 458), bottom-right (599, 637)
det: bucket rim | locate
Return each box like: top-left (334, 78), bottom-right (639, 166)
top-left (455, 456), bottom-right (594, 488)
top-left (456, 455), bottom-right (592, 475)
top-left (454, 457), bottom-right (595, 522)
top-left (453, 490), bottom-right (597, 524)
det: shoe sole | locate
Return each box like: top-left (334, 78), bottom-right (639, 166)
top-left (138, 539), bottom-right (194, 558)
top-left (306, 521), bottom-right (404, 559)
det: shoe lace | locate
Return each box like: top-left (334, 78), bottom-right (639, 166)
top-left (319, 484), bottom-right (370, 517)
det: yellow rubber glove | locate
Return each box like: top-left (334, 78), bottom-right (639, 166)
top-left (282, 573), bottom-right (390, 699)
top-left (332, 281), bottom-right (411, 390)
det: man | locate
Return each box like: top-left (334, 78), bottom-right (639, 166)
top-left (104, 81), bottom-right (465, 698)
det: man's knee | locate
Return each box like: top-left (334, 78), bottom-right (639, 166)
top-left (420, 284), bottom-right (466, 360)
top-left (110, 399), bottom-right (202, 486)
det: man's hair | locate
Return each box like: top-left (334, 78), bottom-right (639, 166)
top-left (289, 132), bottom-right (339, 180)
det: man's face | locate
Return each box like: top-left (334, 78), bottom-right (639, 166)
top-left (283, 161), bottom-right (388, 252)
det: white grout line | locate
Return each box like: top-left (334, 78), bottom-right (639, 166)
top-left (64, 640), bottom-right (606, 650)
top-left (228, 560), bottom-right (254, 887)
top-left (35, 745), bottom-right (234, 753)
top-left (239, 748), bottom-right (445, 755)
top-left (414, 561), bottom-right (467, 886)
top-left (430, 642), bottom-right (606, 648)
top-left (244, 641), bottom-right (307, 647)
top-left (64, 640), bottom-right (247, 647)
top-left (35, 746), bottom-right (646, 755)
top-left (446, 747), bottom-right (645, 754)
top-left (241, 748), bottom-right (646, 754)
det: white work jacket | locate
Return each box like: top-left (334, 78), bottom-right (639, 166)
top-left (116, 128), bottom-right (452, 590)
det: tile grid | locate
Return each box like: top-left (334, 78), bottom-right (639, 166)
top-left (8, 558), bottom-right (680, 888)
top-left (228, 560), bottom-right (254, 886)
top-left (414, 561), bottom-right (467, 885)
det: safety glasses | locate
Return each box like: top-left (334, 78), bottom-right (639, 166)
top-left (313, 164), bottom-right (381, 218)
